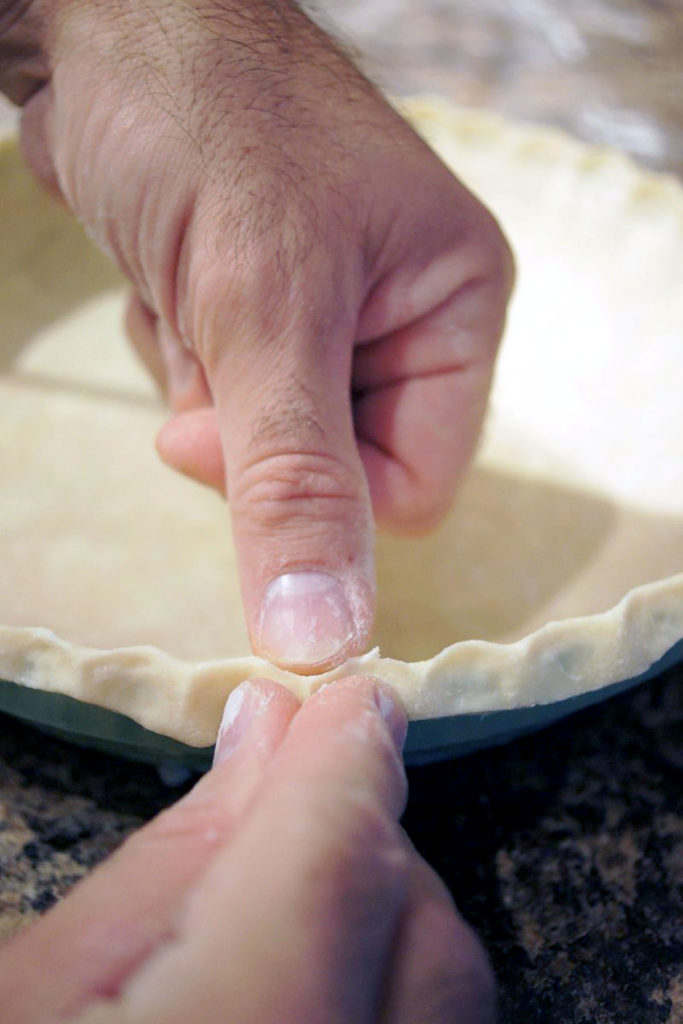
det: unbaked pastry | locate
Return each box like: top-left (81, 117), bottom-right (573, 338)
top-left (1, 97), bottom-right (682, 747)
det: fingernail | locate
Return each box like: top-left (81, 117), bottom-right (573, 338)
top-left (374, 685), bottom-right (408, 754)
top-left (213, 681), bottom-right (265, 767)
top-left (258, 571), bottom-right (355, 669)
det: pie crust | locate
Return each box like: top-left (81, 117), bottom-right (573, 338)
top-left (1, 97), bottom-right (682, 748)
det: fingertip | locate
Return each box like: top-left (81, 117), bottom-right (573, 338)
top-left (155, 409), bottom-right (226, 492)
top-left (212, 678), bottom-right (301, 767)
top-left (255, 569), bottom-right (374, 674)
top-left (372, 680), bottom-right (409, 755)
top-left (261, 674), bottom-right (408, 827)
top-left (312, 675), bottom-right (407, 757)
top-left (237, 502), bottom-right (376, 674)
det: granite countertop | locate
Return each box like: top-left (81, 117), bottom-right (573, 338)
top-left (1, 2), bottom-right (682, 1022)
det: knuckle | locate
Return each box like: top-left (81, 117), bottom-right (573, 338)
top-left (420, 956), bottom-right (496, 1024)
top-left (190, 212), bottom-right (339, 369)
top-left (188, 246), bottom-right (286, 368)
top-left (299, 789), bottom-right (410, 917)
top-left (454, 212), bottom-right (515, 366)
top-left (127, 789), bottom-right (226, 858)
top-left (430, 918), bottom-right (497, 1023)
top-left (323, 844), bottom-right (408, 934)
top-left (474, 209), bottom-right (516, 300)
top-left (234, 448), bottom-right (364, 534)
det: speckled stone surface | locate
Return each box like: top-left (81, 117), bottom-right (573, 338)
top-left (1, 1), bottom-right (682, 1021)
top-left (404, 667), bottom-right (683, 1023)
top-left (1, 666), bottom-right (681, 1023)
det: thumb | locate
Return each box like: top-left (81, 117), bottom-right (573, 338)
top-left (209, 320), bottom-right (375, 674)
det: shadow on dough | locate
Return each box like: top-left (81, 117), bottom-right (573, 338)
top-left (373, 466), bottom-right (616, 659)
top-left (0, 140), bottom-right (120, 372)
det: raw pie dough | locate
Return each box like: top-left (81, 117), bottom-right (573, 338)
top-left (1, 97), bottom-right (682, 748)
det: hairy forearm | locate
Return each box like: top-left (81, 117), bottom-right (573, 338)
top-left (0, 0), bottom-right (365, 108)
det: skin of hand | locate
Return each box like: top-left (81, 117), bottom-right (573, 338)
top-left (0, 678), bottom-right (496, 1024)
top-left (1, 0), bottom-right (514, 673)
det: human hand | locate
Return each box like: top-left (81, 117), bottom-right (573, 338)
top-left (0, 678), bottom-right (495, 1023)
top-left (2, 0), bottom-right (513, 671)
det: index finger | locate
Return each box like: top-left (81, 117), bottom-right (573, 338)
top-left (0, 680), bottom-right (301, 1024)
